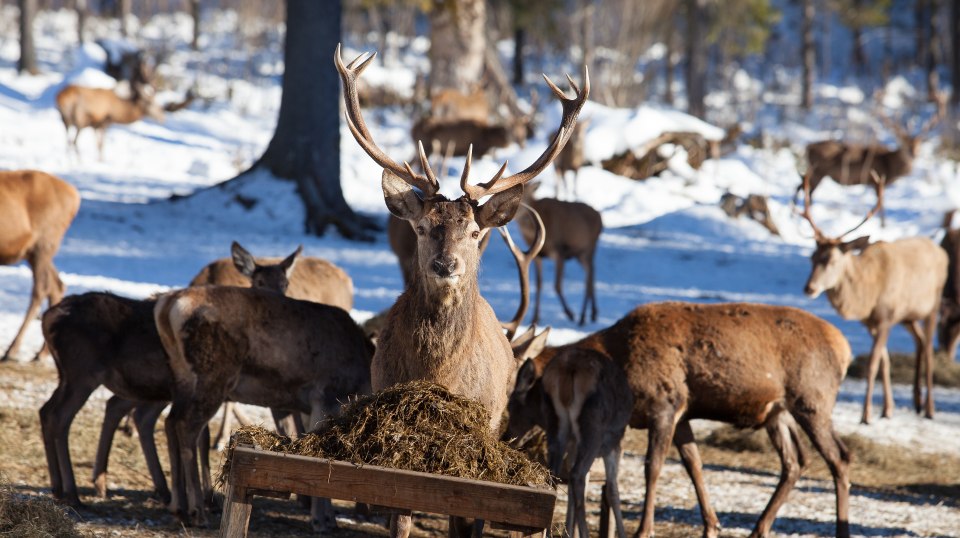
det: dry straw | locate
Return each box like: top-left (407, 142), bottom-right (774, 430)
top-left (220, 381), bottom-right (552, 489)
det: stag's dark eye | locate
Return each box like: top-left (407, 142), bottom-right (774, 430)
top-left (471, 230), bottom-right (480, 240)
top-left (415, 226), bottom-right (425, 235)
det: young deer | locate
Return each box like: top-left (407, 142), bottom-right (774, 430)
top-left (0, 170), bottom-right (81, 362)
top-left (507, 302), bottom-right (854, 538)
top-left (799, 174), bottom-right (947, 422)
top-left (554, 119), bottom-right (589, 200)
top-left (520, 182), bottom-right (602, 326)
top-left (336, 45), bottom-right (587, 538)
top-left (56, 83), bottom-right (165, 159)
top-left (512, 346), bottom-right (633, 538)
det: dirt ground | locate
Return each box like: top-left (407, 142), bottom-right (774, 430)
top-left (2, 359), bottom-right (958, 537)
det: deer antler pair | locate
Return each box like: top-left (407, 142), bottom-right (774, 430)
top-left (800, 170), bottom-right (885, 241)
top-left (335, 44), bottom-right (589, 201)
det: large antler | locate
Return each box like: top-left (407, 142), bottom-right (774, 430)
top-left (799, 170), bottom-right (825, 241)
top-left (838, 171), bottom-right (885, 239)
top-left (459, 68), bottom-right (590, 201)
top-left (335, 44), bottom-right (440, 198)
top-left (499, 204), bottom-right (545, 340)
top-left (802, 169), bottom-right (885, 242)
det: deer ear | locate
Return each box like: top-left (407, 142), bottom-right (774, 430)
top-left (514, 358), bottom-right (539, 394)
top-left (475, 184), bottom-right (523, 230)
top-left (280, 245), bottom-right (302, 279)
top-left (840, 236), bottom-right (871, 253)
top-left (231, 241), bottom-right (256, 278)
top-left (382, 170), bottom-right (425, 221)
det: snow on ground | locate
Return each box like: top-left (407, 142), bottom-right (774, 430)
top-left (2, 9), bottom-right (960, 537)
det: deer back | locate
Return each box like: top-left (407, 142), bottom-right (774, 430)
top-left (520, 197), bottom-right (602, 259)
top-left (411, 117), bottom-right (509, 157)
top-left (190, 255), bottom-right (353, 310)
top-left (0, 170), bottom-right (80, 265)
top-left (554, 120), bottom-right (588, 175)
top-left (430, 86), bottom-right (489, 123)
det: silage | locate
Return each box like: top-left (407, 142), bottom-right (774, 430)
top-left (220, 381), bottom-right (552, 489)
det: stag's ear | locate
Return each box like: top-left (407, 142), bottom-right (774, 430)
top-left (476, 184), bottom-right (523, 230)
top-left (382, 170), bottom-right (425, 221)
top-left (280, 245), bottom-right (302, 279)
top-left (840, 236), bottom-right (871, 253)
top-left (514, 358), bottom-right (539, 394)
top-left (231, 241), bottom-right (256, 278)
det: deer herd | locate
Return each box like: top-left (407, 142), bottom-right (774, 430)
top-left (0, 44), bottom-right (956, 538)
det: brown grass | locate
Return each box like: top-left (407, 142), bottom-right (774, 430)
top-left (222, 381), bottom-right (552, 489)
top-left (847, 351), bottom-right (960, 388)
top-left (0, 475), bottom-right (83, 537)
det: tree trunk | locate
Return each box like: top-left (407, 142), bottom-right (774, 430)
top-left (685, 0), bottom-right (706, 119)
top-left (801, 0), bottom-right (815, 110)
top-left (75, 0), bottom-right (87, 44)
top-left (254, 0), bottom-right (377, 241)
top-left (118, 0), bottom-right (130, 37)
top-left (945, 0), bottom-right (960, 149)
top-left (190, 0), bottom-right (200, 50)
top-left (664, 22), bottom-right (674, 106)
top-left (428, 0), bottom-right (486, 93)
top-left (917, 0), bottom-right (929, 65)
top-left (513, 26), bottom-right (525, 86)
top-left (579, 0), bottom-right (595, 73)
top-left (928, 0), bottom-right (942, 101)
top-left (18, 0), bottom-right (38, 75)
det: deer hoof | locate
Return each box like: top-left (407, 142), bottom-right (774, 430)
top-left (93, 473), bottom-right (108, 497)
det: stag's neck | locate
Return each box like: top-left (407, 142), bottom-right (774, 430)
top-left (111, 96), bottom-right (146, 124)
top-left (883, 147), bottom-right (913, 179)
top-left (826, 252), bottom-right (882, 321)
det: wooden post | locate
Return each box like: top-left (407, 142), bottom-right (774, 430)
top-left (219, 483), bottom-right (253, 538)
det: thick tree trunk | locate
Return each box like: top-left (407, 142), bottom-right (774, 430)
top-left (513, 26), bottom-right (525, 86)
top-left (255, 0), bottom-right (377, 241)
top-left (18, 0), bottom-right (38, 74)
top-left (685, 0), bottom-right (706, 119)
top-left (801, 0), bottom-right (815, 110)
top-left (190, 0), bottom-right (200, 50)
top-left (117, 0), bottom-right (130, 37)
top-left (927, 0), bottom-right (942, 101)
top-left (428, 0), bottom-right (486, 93)
top-left (945, 0), bottom-right (960, 149)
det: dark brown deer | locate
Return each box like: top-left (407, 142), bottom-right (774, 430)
top-left (507, 302), bottom-right (854, 538)
top-left (799, 174), bottom-right (947, 422)
top-left (336, 44), bottom-right (587, 538)
top-left (554, 119), bottom-right (589, 200)
top-left (56, 82), bottom-right (165, 159)
top-left (795, 98), bottom-right (943, 225)
top-left (520, 182), bottom-right (602, 326)
top-left (938, 210), bottom-right (960, 359)
top-left (1, 170), bottom-right (81, 362)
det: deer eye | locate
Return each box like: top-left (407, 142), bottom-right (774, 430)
top-left (471, 230), bottom-right (480, 240)
top-left (415, 226), bottom-right (425, 235)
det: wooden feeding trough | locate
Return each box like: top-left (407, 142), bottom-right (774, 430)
top-left (220, 445), bottom-right (558, 537)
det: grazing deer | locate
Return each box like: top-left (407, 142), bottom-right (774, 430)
top-left (336, 44), bottom-right (587, 538)
top-left (56, 83), bottom-right (165, 159)
top-left (430, 85), bottom-right (489, 123)
top-left (799, 174), bottom-right (947, 422)
top-left (795, 98), bottom-right (943, 225)
top-left (520, 182), bottom-right (602, 326)
top-left (938, 210), bottom-right (960, 359)
top-left (554, 119), bottom-right (589, 200)
top-left (513, 346), bottom-right (633, 538)
top-left (0, 170), bottom-right (80, 362)
top-left (507, 302), bottom-right (854, 538)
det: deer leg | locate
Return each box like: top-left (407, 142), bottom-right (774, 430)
top-left (173, 394), bottom-right (222, 528)
top-left (750, 411), bottom-right (802, 538)
top-left (31, 265), bottom-right (64, 362)
top-left (578, 251), bottom-right (598, 325)
top-left (390, 514), bottom-right (414, 538)
top-left (922, 310), bottom-right (937, 418)
top-left (879, 346), bottom-right (894, 419)
top-left (861, 324), bottom-right (890, 424)
top-left (93, 395), bottom-right (137, 498)
top-left (39, 380), bottom-right (94, 507)
top-left (532, 257), bottom-right (544, 325)
top-left (601, 443), bottom-right (627, 538)
top-left (4, 255), bottom-right (51, 361)
top-left (552, 255), bottom-right (575, 322)
top-left (131, 401), bottom-right (170, 504)
top-left (198, 423), bottom-right (215, 510)
top-left (634, 415), bottom-right (678, 538)
top-left (672, 421), bottom-right (720, 538)
top-left (211, 403), bottom-right (233, 450)
top-left (793, 411), bottom-right (851, 538)
top-left (902, 320), bottom-right (925, 415)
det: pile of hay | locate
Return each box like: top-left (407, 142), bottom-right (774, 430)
top-left (0, 478), bottom-right (82, 537)
top-left (221, 381), bottom-right (552, 489)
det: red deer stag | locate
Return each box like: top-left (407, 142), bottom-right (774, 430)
top-left (799, 174), bottom-right (947, 422)
top-left (56, 82), bottom-right (165, 159)
top-left (520, 182), bottom-right (602, 326)
top-left (336, 44), bottom-right (587, 538)
top-left (506, 302), bottom-right (854, 538)
top-left (554, 118), bottom-right (589, 200)
top-left (154, 289), bottom-right (372, 527)
top-left (795, 98), bottom-right (943, 225)
top-left (1, 170), bottom-right (80, 362)
top-left (938, 210), bottom-right (960, 358)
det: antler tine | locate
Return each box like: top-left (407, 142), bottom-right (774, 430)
top-left (799, 170), bottom-right (825, 241)
top-left (335, 44), bottom-right (439, 197)
top-left (416, 140), bottom-right (441, 189)
top-left (839, 171), bottom-right (885, 239)
top-left (462, 66), bottom-right (590, 201)
top-left (499, 203), bottom-right (546, 339)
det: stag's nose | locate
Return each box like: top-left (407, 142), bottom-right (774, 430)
top-left (432, 257), bottom-right (458, 278)
top-left (804, 283), bottom-right (816, 297)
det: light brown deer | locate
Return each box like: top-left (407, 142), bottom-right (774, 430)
top-left (1, 170), bottom-right (80, 362)
top-left (336, 44), bottom-right (587, 538)
top-left (56, 83), bottom-right (165, 159)
top-left (506, 302), bottom-right (854, 538)
top-left (795, 98), bottom-right (943, 225)
top-left (430, 85), bottom-right (489, 122)
top-left (39, 245), bottom-right (327, 508)
top-left (520, 182), bottom-right (602, 326)
top-left (799, 174), bottom-right (947, 423)
top-left (554, 118), bottom-right (589, 200)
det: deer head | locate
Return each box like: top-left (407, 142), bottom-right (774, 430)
top-left (230, 241), bottom-right (302, 295)
top-left (800, 171), bottom-right (884, 298)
